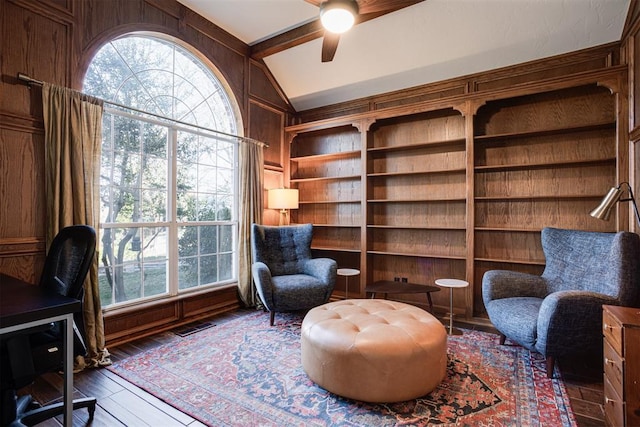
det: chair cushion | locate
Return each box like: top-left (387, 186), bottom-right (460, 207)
top-left (485, 297), bottom-right (543, 351)
top-left (271, 274), bottom-right (331, 311)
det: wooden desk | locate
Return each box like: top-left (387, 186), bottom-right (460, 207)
top-left (0, 274), bottom-right (81, 426)
top-left (365, 280), bottom-right (440, 313)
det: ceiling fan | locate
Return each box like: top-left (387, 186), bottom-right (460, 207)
top-left (306, 0), bottom-right (425, 62)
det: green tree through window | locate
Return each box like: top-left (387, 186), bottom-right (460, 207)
top-left (84, 35), bottom-right (239, 307)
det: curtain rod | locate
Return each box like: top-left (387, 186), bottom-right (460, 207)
top-left (17, 73), bottom-right (269, 148)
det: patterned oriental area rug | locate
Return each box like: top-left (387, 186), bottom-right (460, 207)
top-left (108, 310), bottom-right (577, 427)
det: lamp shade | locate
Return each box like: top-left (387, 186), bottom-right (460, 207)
top-left (268, 189), bottom-right (299, 210)
top-left (590, 186), bottom-right (623, 221)
top-left (320, 0), bottom-right (359, 34)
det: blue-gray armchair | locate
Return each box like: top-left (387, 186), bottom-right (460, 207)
top-left (482, 227), bottom-right (640, 378)
top-left (251, 223), bottom-right (337, 325)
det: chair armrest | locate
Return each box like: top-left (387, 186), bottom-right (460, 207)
top-left (251, 262), bottom-right (275, 310)
top-left (303, 258), bottom-right (337, 287)
top-left (482, 270), bottom-right (548, 304)
top-left (536, 290), bottom-right (618, 356)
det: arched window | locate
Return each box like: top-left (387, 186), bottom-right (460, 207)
top-left (84, 34), bottom-right (241, 308)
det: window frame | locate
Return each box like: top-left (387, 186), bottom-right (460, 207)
top-left (84, 33), bottom-right (244, 311)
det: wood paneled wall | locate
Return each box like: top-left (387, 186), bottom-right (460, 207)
top-left (0, 0), bottom-right (291, 345)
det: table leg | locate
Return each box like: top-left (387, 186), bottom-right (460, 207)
top-left (449, 287), bottom-right (454, 334)
top-left (426, 292), bottom-right (434, 313)
top-left (63, 314), bottom-right (73, 426)
top-left (345, 276), bottom-right (348, 299)
top-left (447, 288), bottom-right (463, 336)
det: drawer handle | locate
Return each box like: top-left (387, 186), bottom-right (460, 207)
top-left (605, 397), bottom-right (617, 405)
top-left (604, 357), bottom-right (615, 366)
top-left (603, 323), bottom-right (619, 333)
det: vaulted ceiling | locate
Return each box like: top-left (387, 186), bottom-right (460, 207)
top-left (176, 0), bottom-right (631, 112)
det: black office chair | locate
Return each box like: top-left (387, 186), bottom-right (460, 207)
top-left (1, 225), bottom-right (98, 426)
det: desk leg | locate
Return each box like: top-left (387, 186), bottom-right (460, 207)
top-left (63, 314), bottom-right (73, 426)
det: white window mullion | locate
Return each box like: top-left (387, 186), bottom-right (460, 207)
top-left (108, 113), bottom-right (116, 304)
top-left (137, 120), bottom-right (145, 299)
top-left (168, 127), bottom-right (179, 296)
top-left (233, 142), bottom-right (239, 279)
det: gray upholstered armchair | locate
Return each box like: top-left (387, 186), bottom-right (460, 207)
top-left (482, 227), bottom-right (640, 378)
top-left (251, 223), bottom-right (337, 325)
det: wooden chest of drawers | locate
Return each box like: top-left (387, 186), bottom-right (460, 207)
top-left (602, 305), bottom-right (640, 427)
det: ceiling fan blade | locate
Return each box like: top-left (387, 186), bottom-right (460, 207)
top-left (322, 32), bottom-right (341, 62)
top-left (357, 0), bottom-right (424, 14)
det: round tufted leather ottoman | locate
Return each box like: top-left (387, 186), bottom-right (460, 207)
top-left (301, 299), bottom-right (447, 403)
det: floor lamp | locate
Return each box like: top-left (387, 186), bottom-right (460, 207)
top-left (590, 182), bottom-right (640, 226)
top-left (268, 188), bottom-right (299, 226)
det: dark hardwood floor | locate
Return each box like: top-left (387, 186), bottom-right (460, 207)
top-left (15, 309), bottom-right (605, 426)
top-left (559, 357), bottom-right (606, 427)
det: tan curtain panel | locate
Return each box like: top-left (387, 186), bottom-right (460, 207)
top-left (42, 83), bottom-right (111, 369)
top-left (237, 140), bottom-right (264, 306)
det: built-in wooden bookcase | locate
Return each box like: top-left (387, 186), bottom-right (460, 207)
top-left (289, 125), bottom-right (363, 296)
top-left (472, 84), bottom-right (618, 316)
top-left (366, 109), bottom-right (467, 312)
top-left (285, 75), bottom-right (625, 323)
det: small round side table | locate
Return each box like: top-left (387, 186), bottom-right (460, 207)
top-left (435, 278), bottom-right (469, 335)
top-left (337, 268), bottom-right (360, 299)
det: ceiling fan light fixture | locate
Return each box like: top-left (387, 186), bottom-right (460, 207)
top-left (320, 0), bottom-right (359, 34)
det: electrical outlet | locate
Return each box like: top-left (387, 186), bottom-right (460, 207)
top-left (401, 277), bottom-right (408, 283)
top-left (394, 277), bottom-right (400, 282)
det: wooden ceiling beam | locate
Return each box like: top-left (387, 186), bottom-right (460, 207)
top-left (250, 20), bottom-right (325, 60)
top-left (250, 1), bottom-right (424, 60)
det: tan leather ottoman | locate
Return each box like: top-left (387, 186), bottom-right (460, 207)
top-left (301, 299), bottom-right (447, 403)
